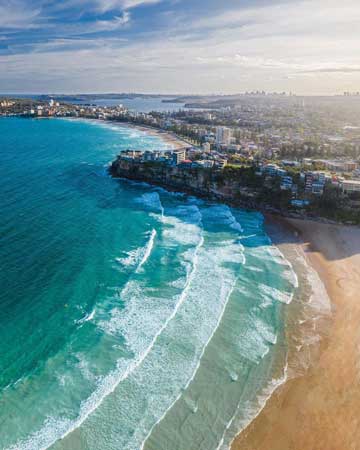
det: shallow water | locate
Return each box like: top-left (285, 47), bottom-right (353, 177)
top-left (0, 118), bottom-right (296, 450)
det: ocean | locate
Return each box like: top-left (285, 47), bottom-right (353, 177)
top-left (0, 117), bottom-right (297, 450)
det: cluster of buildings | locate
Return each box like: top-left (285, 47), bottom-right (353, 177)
top-left (2, 95), bottom-right (360, 212)
top-left (0, 98), bottom-right (128, 120)
top-left (119, 147), bottom-right (228, 170)
top-left (258, 158), bottom-right (360, 209)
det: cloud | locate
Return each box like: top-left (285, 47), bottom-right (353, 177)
top-left (0, 1), bottom-right (42, 29)
top-left (301, 67), bottom-right (360, 74)
top-left (98, 0), bottom-right (162, 11)
top-left (91, 11), bottom-right (131, 31)
top-left (1, 0), bottom-right (360, 94)
top-left (54, 0), bottom-right (162, 13)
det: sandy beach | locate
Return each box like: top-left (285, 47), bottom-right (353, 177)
top-left (121, 122), bottom-right (190, 149)
top-left (232, 218), bottom-right (360, 450)
top-left (73, 117), bottom-right (190, 150)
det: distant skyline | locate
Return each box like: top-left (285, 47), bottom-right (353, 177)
top-left (0, 0), bottom-right (359, 95)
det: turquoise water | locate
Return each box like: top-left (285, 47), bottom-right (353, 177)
top-left (0, 118), bottom-right (296, 450)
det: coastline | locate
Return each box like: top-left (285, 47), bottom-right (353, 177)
top-left (4, 115), bottom-right (360, 449)
top-left (124, 123), bottom-right (195, 149)
top-left (2, 114), bottom-right (194, 150)
top-left (109, 125), bottom-right (360, 450)
top-left (78, 117), bottom-right (189, 150)
top-left (232, 217), bottom-right (360, 450)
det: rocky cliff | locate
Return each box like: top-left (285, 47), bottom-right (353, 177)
top-left (109, 157), bottom-right (249, 204)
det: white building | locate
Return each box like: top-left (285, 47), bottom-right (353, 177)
top-left (216, 127), bottom-right (232, 146)
top-left (202, 142), bottom-right (211, 152)
top-left (172, 149), bottom-right (186, 165)
top-left (342, 180), bottom-right (360, 193)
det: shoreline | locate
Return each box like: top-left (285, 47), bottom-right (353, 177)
top-left (123, 123), bottom-right (196, 149)
top-left (232, 216), bottom-right (360, 450)
top-left (5, 115), bottom-right (190, 150)
top-left (97, 118), bottom-right (360, 449)
top-left (64, 116), bottom-right (190, 150)
top-left (114, 122), bottom-right (190, 149)
top-left (10, 114), bottom-right (360, 449)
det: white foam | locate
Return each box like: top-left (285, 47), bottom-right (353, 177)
top-left (247, 266), bottom-right (264, 273)
top-left (215, 232), bottom-right (331, 450)
top-left (252, 317), bottom-right (277, 345)
top-left (116, 249), bottom-right (141, 267)
top-left (10, 207), bottom-right (204, 450)
top-left (219, 254), bottom-right (331, 450)
top-left (137, 229), bottom-right (157, 272)
top-left (76, 309), bottom-right (96, 325)
top-left (8, 202), bottom-right (295, 450)
top-left (139, 238), bottom-right (244, 450)
top-left (294, 246), bottom-right (331, 315)
top-left (272, 246), bottom-right (299, 289)
top-left (233, 319), bottom-right (272, 364)
top-left (259, 283), bottom-right (294, 305)
top-left (162, 216), bottom-right (202, 247)
top-left (116, 229), bottom-right (157, 271)
top-left (32, 205), bottom-right (246, 450)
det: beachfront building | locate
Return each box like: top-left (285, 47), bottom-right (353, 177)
top-left (172, 149), bottom-right (186, 165)
top-left (341, 179), bottom-right (360, 193)
top-left (143, 150), bottom-right (162, 162)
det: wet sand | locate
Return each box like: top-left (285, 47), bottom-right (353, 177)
top-left (232, 218), bottom-right (360, 450)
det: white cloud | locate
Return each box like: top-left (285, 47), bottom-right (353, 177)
top-left (48, 0), bottom-right (164, 14)
top-left (55, 0), bottom-right (162, 13)
top-left (91, 11), bottom-right (131, 31)
top-left (97, 0), bottom-right (161, 11)
top-left (0, 1), bottom-right (42, 29)
top-left (1, 0), bottom-right (360, 94)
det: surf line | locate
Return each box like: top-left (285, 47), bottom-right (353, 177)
top-left (139, 274), bottom-right (239, 450)
top-left (13, 233), bottom-right (205, 450)
top-left (136, 229), bottom-right (157, 273)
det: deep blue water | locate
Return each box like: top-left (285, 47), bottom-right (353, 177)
top-left (0, 117), bottom-right (296, 450)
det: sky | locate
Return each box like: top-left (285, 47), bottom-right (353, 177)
top-left (0, 0), bottom-right (359, 94)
